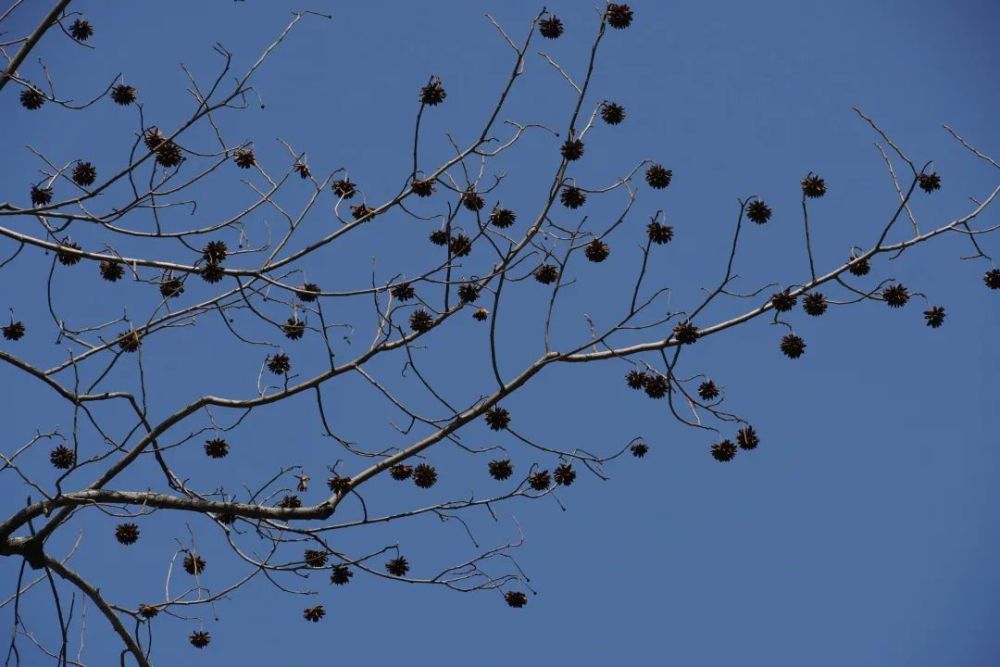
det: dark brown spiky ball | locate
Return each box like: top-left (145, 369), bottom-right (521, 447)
top-left (72, 161), bottom-right (97, 186)
top-left (770, 290), bottom-right (797, 312)
top-left (489, 207), bottom-right (516, 228)
top-left (630, 441), bottom-right (649, 458)
top-left (606, 3), bottom-right (634, 29)
top-left (746, 200), bottom-right (772, 224)
top-left (429, 229), bottom-right (450, 246)
top-left (282, 317), bottom-right (305, 340)
top-left (57, 241), bottom-right (82, 265)
top-left (449, 234), bottom-right (473, 257)
top-left (115, 523), bottom-right (140, 545)
top-left (412, 463), bottom-right (438, 488)
top-left (647, 222), bottom-right (674, 245)
top-left (923, 306), bottom-right (946, 328)
top-left (189, 631), bottom-right (210, 648)
top-left (553, 463), bottom-right (576, 486)
top-left (626, 369), bottom-right (649, 389)
top-left (2, 321), bottom-right (25, 341)
top-left (801, 172), bottom-right (826, 198)
top-left (390, 464), bottom-right (413, 480)
top-left (118, 330), bottom-right (142, 353)
top-left (351, 203), bottom-right (374, 220)
top-left (204, 438), bottom-right (229, 459)
top-left (539, 15), bottom-right (564, 39)
top-left (473, 308), bottom-right (489, 321)
top-left (560, 185), bottom-right (586, 209)
top-left (529, 470), bottom-right (551, 491)
top-left (154, 141), bottom-right (183, 168)
top-left (673, 322), bottom-right (699, 344)
top-left (918, 172), bottom-right (941, 193)
top-left (327, 475), bottom-right (352, 494)
top-left (304, 550), bottom-right (328, 568)
top-left (489, 458), bottom-right (514, 480)
top-left (420, 79), bottom-right (447, 106)
top-left (697, 380), bottom-right (719, 401)
top-left (780, 334), bottom-right (806, 359)
top-left (391, 282), bottom-right (416, 302)
top-left (409, 309), bottom-right (434, 333)
top-left (601, 102), bottom-right (626, 125)
top-left (234, 148), bottom-right (256, 169)
top-left (183, 553), bottom-right (206, 575)
top-left (333, 179), bottom-right (357, 199)
top-left (202, 240), bottom-right (227, 264)
top-left (69, 18), bottom-right (93, 41)
top-left (411, 178), bottom-right (435, 197)
top-left (561, 139), bottom-right (584, 161)
top-left (458, 283), bottom-right (480, 303)
top-left (20, 86), bottom-right (45, 110)
top-left (138, 604), bottom-right (159, 619)
top-left (505, 591), bottom-right (528, 608)
top-left (297, 283), bottom-right (321, 302)
top-left (100, 260), bottom-right (124, 282)
top-left (711, 440), bottom-right (737, 462)
top-left (803, 292), bottom-right (828, 316)
top-left (848, 256), bottom-right (871, 276)
top-left (644, 375), bottom-right (668, 399)
top-left (645, 164), bottom-right (672, 189)
top-left (303, 605), bottom-right (326, 622)
top-left (50, 445), bottom-right (76, 469)
top-left (267, 353), bottom-right (291, 375)
top-left (534, 264), bottom-right (559, 284)
top-left (737, 425), bottom-right (759, 450)
top-left (330, 564), bottom-right (353, 585)
top-left (485, 406), bottom-right (511, 431)
top-left (30, 185), bottom-right (53, 206)
top-left (277, 495), bottom-right (302, 509)
top-left (386, 557), bottom-right (409, 577)
top-left (983, 269), bottom-right (1000, 290)
top-left (882, 284), bottom-right (910, 308)
top-left (462, 190), bottom-right (485, 212)
top-left (585, 239), bottom-right (610, 263)
top-left (200, 263), bottom-right (225, 284)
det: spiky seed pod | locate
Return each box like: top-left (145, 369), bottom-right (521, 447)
top-left (601, 102), bottom-right (626, 125)
top-left (327, 475), bottom-right (352, 494)
top-left (57, 241), bottom-right (82, 266)
top-left (882, 284), bottom-right (910, 308)
top-left (111, 83), bottom-right (139, 107)
top-left (267, 353), bottom-right (291, 375)
top-left (282, 317), bottom-right (305, 340)
top-left (429, 229), bottom-right (450, 246)
top-left (630, 442), bottom-right (649, 458)
top-left (351, 203), bottom-right (374, 220)
top-left (391, 282), bottom-right (416, 301)
top-left (276, 495), bottom-right (302, 509)
top-left (803, 292), bottom-right (828, 316)
top-left (780, 334), bottom-right (806, 359)
top-left (462, 190), bottom-right (485, 212)
top-left (647, 222), bottom-right (674, 244)
top-left (411, 178), bottom-right (435, 197)
top-left (489, 458), bottom-right (514, 480)
top-left (746, 200), bottom-right (772, 224)
top-left (848, 256), bottom-right (871, 276)
top-left (154, 141), bottom-right (183, 168)
top-left (100, 260), bottom-right (124, 282)
top-left (529, 470), bottom-right (551, 491)
top-left (412, 463), bottom-right (438, 488)
top-left (983, 269), bottom-right (1000, 290)
top-left (203, 438), bottom-right (229, 459)
top-left (698, 380), bottom-right (720, 401)
top-left (143, 128), bottom-right (164, 151)
top-left (534, 264), bottom-right (560, 284)
top-left (2, 321), bottom-right (25, 341)
top-left (711, 440), bottom-right (738, 462)
top-left (449, 234), bottom-right (473, 257)
top-left (202, 240), bottom-right (227, 264)
top-left (420, 79), bottom-right (447, 106)
top-left (385, 557), bottom-right (409, 577)
top-left (673, 322), bottom-right (699, 344)
top-left (560, 185), bottom-right (586, 209)
top-left (485, 406), bottom-right (511, 431)
top-left (471, 307), bottom-right (488, 322)
top-left (409, 309), bottom-right (434, 333)
top-left (770, 290), bottom-right (797, 312)
top-left (294, 162), bottom-right (311, 178)
top-left (189, 631), bottom-right (210, 648)
top-left (561, 139), bottom-right (584, 161)
top-left (918, 172), bottom-right (941, 193)
top-left (390, 464), bottom-right (413, 480)
top-left (138, 604), bottom-right (159, 619)
top-left (117, 330), bottom-right (142, 353)
top-left (644, 375), bottom-right (668, 399)
top-left (923, 306), bottom-right (946, 328)
top-left (50, 445), bottom-right (75, 469)
top-left (215, 510), bottom-right (237, 525)
top-left (606, 3), bottom-right (634, 28)
top-left (233, 148), bottom-right (256, 169)
top-left (303, 605), bottom-right (326, 622)
top-left (626, 369), bottom-right (649, 389)
top-left (20, 86), bottom-right (45, 110)
top-left (304, 550), bottom-right (328, 568)
top-left (585, 239), bottom-right (610, 262)
top-left (183, 554), bottom-right (206, 575)
top-left (200, 263), bottom-right (225, 283)
top-left (330, 564), bottom-right (353, 585)
top-left (296, 283), bottom-right (321, 302)
top-left (553, 463), bottom-right (576, 486)
top-left (489, 207), bottom-right (516, 229)
top-left (645, 164), bottom-right (672, 189)
top-left (69, 18), bottom-right (93, 41)
top-left (333, 179), bottom-right (357, 199)
top-left (539, 15), bottom-right (564, 38)
top-left (457, 283), bottom-right (480, 303)
top-left (801, 172), bottom-right (826, 198)
top-left (30, 185), bottom-right (53, 206)
top-left (115, 522), bottom-right (140, 545)
top-left (158, 277), bottom-right (184, 298)
top-left (737, 426), bottom-right (760, 450)
top-left (72, 161), bottom-right (97, 186)
top-left (505, 591), bottom-right (528, 608)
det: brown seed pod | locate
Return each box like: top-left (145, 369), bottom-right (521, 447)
top-left (411, 178), bottom-right (436, 197)
top-left (115, 523), bottom-right (140, 545)
top-left (923, 306), bottom-right (946, 328)
top-left (673, 322), bottom-right (699, 345)
top-left (529, 470), bottom-right (551, 491)
top-left (183, 553), bottom-right (206, 575)
top-left (882, 283), bottom-right (910, 308)
top-left (746, 200), bottom-right (772, 224)
top-left (282, 317), bottom-right (306, 340)
top-left (100, 260), bottom-right (124, 282)
top-left (69, 18), bottom-right (93, 41)
top-left (780, 334), bottom-right (806, 359)
top-left (409, 309), bottom-right (434, 333)
top-left (489, 458), bottom-right (514, 480)
top-left (505, 591), bottom-right (528, 608)
top-left (204, 438), bottom-right (229, 459)
top-left (539, 15), bottom-right (563, 39)
top-left (561, 138), bottom-right (584, 161)
top-left (420, 79), bottom-right (447, 106)
top-left (20, 86), bottom-right (45, 110)
top-left (50, 445), bottom-right (76, 469)
top-left (711, 440), bottom-right (738, 462)
top-left (645, 164), bottom-right (672, 189)
top-left (304, 550), bottom-right (328, 568)
top-left (647, 222), bottom-right (674, 245)
top-left (385, 557), bottom-right (410, 576)
top-left (267, 353), bottom-right (291, 375)
top-left (802, 292), bottom-right (828, 316)
top-left (601, 102), bottom-right (626, 125)
top-left (72, 161), bottom-right (97, 186)
top-left (2, 321), bottom-right (25, 341)
top-left (770, 290), bottom-right (797, 312)
top-left (918, 172), bottom-right (941, 193)
top-left (485, 407), bottom-right (511, 431)
top-left (189, 631), bottom-right (210, 648)
top-left (333, 179), bottom-right (357, 199)
top-left (534, 264), bottom-right (560, 284)
top-left (234, 148), bottom-right (256, 169)
top-left (489, 207), bottom-right (516, 228)
top-left (697, 380), bottom-right (720, 401)
top-left (560, 185), bottom-right (586, 209)
top-left (296, 283), bottom-right (321, 302)
top-left (118, 330), bottom-right (142, 353)
top-left (391, 282), bottom-right (416, 302)
top-left (737, 426), bottom-right (760, 450)
top-left (585, 239), bottom-right (610, 263)
top-left (630, 442), bottom-right (649, 458)
top-left (412, 463), bottom-right (438, 488)
top-left (801, 172), bottom-right (826, 198)
top-left (390, 464), bottom-right (413, 480)
top-left (606, 3), bottom-right (634, 29)
top-left (553, 463), bottom-right (576, 486)
top-left (330, 564), bottom-right (353, 585)
top-left (303, 605), bottom-right (326, 622)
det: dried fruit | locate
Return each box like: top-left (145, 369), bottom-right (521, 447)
top-left (746, 200), bottom-right (772, 224)
top-left (391, 282), bottom-right (416, 301)
top-left (534, 264), bottom-right (559, 284)
top-left (385, 557), bottom-right (409, 577)
top-left (420, 79), bottom-right (447, 106)
top-left (2, 321), bottom-right (25, 341)
top-left (409, 309), bottom-right (433, 333)
top-left (585, 239), bottom-right (610, 262)
top-left (711, 440), bottom-right (737, 462)
top-left (333, 179), bottom-right (357, 199)
top-left (390, 464), bottom-right (413, 480)
top-left (489, 207), bottom-right (516, 228)
top-left (72, 161), bottom-right (97, 186)
top-left (412, 463), bottom-right (438, 488)
top-left (20, 86), bottom-right (45, 110)
top-left (183, 553), bottom-right (206, 575)
top-left (801, 172), bottom-right (826, 198)
top-left (267, 353), bottom-right (291, 375)
top-left (736, 426), bottom-right (759, 450)
top-left (647, 222), bottom-right (674, 245)
top-left (50, 445), bottom-right (76, 469)
top-left (673, 322), bottom-right (699, 344)
top-left (645, 164), bottom-right (672, 189)
top-left (330, 564), bottom-right (353, 585)
top-left (529, 470), bottom-right (551, 491)
top-left (115, 523), bottom-right (140, 545)
top-left (882, 283), bottom-right (910, 308)
top-left (606, 3), bottom-right (634, 29)
top-left (780, 334), bottom-right (806, 359)
top-left (282, 317), bottom-right (305, 340)
top-left (601, 102), bottom-right (626, 125)
top-left (189, 631), bottom-right (210, 648)
top-left (918, 172), bottom-right (941, 193)
top-left (69, 18), bottom-right (93, 41)
top-left (488, 459), bottom-right (514, 480)
top-left (697, 381), bottom-right (719, 401)
top-left (923, 306), bottom-right (946, 328)
top-left (505, 591), bottom-right (528, 608)
top-left (553, 463), bottom-right (576, 486)
top-left (561, 138), bottom-right (584, 161)
top-left (485, 407), bottom-right (511, 431)
top-left (802, 292), bottom-right (828, 316)
top-left (411, 178), bottom-right (435, 197)
top-left (630, 442), bottom-right (649, 458)
top-left (770, 290), bottom-right (797, 312)
top-left (297, 283), bottom-right (321, 302)
top-left (100, 260), bottom-right (124, 282)
top-left (560, 185), bottom-right (586, 209)
top-left (303, 605), bottom-right (326, 622)
top-left (204, 438), bottom-right (229, 459)
top-left (539, 15), bottom-right (564, 39)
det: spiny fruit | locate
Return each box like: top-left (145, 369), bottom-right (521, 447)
top-left (801, 172), bottom-right (826, 198)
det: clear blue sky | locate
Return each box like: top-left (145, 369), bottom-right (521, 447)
top-left (2, 1), bottom-right (999, 666)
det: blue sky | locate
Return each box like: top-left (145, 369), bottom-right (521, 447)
top-left (2, 1), bottom-right (999, 665)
